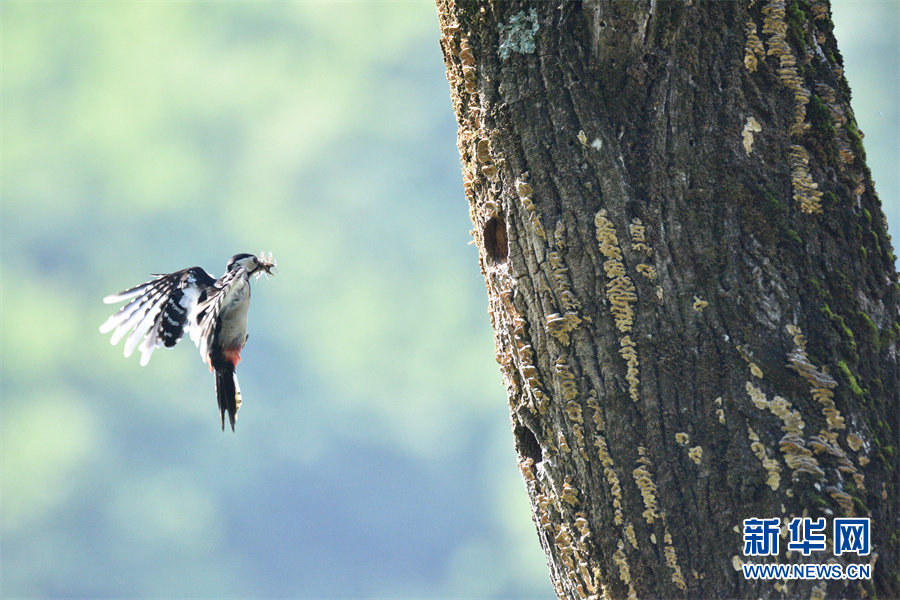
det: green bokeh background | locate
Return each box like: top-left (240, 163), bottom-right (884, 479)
top-left (1, 2), bottom-right (896, 598)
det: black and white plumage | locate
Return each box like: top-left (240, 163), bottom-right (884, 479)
top-left (100, 252), bottom-right (276, 431)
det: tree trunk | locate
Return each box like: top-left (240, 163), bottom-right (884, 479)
top-left (435, 1), bottom-right (898, 598)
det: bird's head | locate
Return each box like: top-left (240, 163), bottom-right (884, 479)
top-left (227, 252), bottom-right (277, 279)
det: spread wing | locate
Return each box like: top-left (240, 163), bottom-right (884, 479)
top-left (100, 267), bottom-right (216, 366)
top-left (190, 267), bottom-right (247, 363)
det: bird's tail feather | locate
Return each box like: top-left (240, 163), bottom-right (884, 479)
top-left (214, 362), bottom-right (242, 431)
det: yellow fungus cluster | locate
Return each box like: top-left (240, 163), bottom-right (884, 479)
top-left (628, 219), bottom-right (652, 257)
top-left (595, 435), bottom-right (625, 526)
top-left (786, 323), bottom-right (806, 348)
top-left (635, 263), bottom-right (657, 279)
top-left (457, 37), bottom-right (477, 93)
top-left (787, 145), bottom-right (824, 214)
top-left (553, 220), bottom-right (567, 250)
top-left (612, 541), bottom-right (639, 600)
top-left (574, 513), bottom-right (591, 542)
top-left (475, 137), bottom-right (498, 181)
top-left (606, 272), bottom-right (637, 330)
top-left (748, 426), bottom-right (782, 490)
top-left (742, 116), bottom-right (762, 155)
top-left (744, 21), bottom-right (765, 72)
top-left (846, 433), bottom-right (863, 452)
top-left (512, 312), bottom-right (548, 414)
top-left (546, 505), bottom-right (603, 598)
top-left (544, 243), bottom-right (584, 346)
top-left (663, 528), bottom-right (688, 591)
top-left (809, 3), bottom-right (827, 20)
top-left (595, 210), bottom-right (637, 333)
top-left (747, 379), bottom-right (822, 484)
top-left (587, 390), bottom-right (606, 430)
top-left (688, 446), bottom-right (703, 465)
top-left (595, 209), bottom-right (642, 403)
top-left (815, 84), bottom-right (856, 165)
top-left (746, 384), bottom-right (801, 431)
top-left (780, 434), bottom-right (824, 481)
top-left (518, 456), bottom-right (536, 482)
top-left (778, 433), bottom-right (825, 481)
top-left (624, 523), bottom-right (638, 549)
top-left (553, 526), bottom-right (575, 566)
top-left (546, 311), bottom-right (582, 346)
top-left (785, 325), bottom-right (844, 430)
top-left (826, 485), bottom-right (855, 515)
top-left (572, 425), bottom-right (587, 459)
top-left (618, 336), bottom-right (641, 403)
top-left (535, 493), bottom-right (554, 533)
top-left (633, 447), bottom-right (661, 523)
top-left (549, 250), bottom-right (583, 314)
top-left (752, 1), bottom-right (834, 215)
top-left (540, 493), bottom-right (601, 598)
top-left (673, 433), bottom-right (702, 464)
top-left (762, 1), bottom-right (811, 136)
top-left (560, 476), bottom-right (580, 507)
top-left (553, 358), bottom-right (579, 404)
top-left (565, 399), bottom-right (583, 424)
top-left (809, 432), bottom-right (866, 495)
top-left (810, 583), bottom-right (827, 600)
top-left (715, 396), bottom-right (725, 424)
top-left (628, 218), bottom-right (656, 280)
top-left (516, 176), bottom-right (546, 240)
top-left (560, 393), bottom-right (587, 456)
top-left (692, 296), bottom-right (708, 312)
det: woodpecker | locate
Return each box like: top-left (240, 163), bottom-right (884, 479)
top-left (100, 252), bottom-right (276, 431)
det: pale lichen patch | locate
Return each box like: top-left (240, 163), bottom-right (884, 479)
top-left (498, 8), bottom-right (539, 59)
top-left (742, 116), bottom-right (762, 155)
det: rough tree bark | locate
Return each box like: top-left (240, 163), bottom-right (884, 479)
top-left (436, 2), bottom-right (898, 599)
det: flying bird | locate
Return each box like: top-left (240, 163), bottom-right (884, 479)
top-left (100, 252), bottom-right (276, 431)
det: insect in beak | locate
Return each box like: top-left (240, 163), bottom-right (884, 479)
top-left (255, 251), bottom-right (277, 280)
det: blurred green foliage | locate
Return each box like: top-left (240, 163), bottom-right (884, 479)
top-left (1, 2), bottom-right (896, 598)
top-left (2, 3), bottom-right (551, 597)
